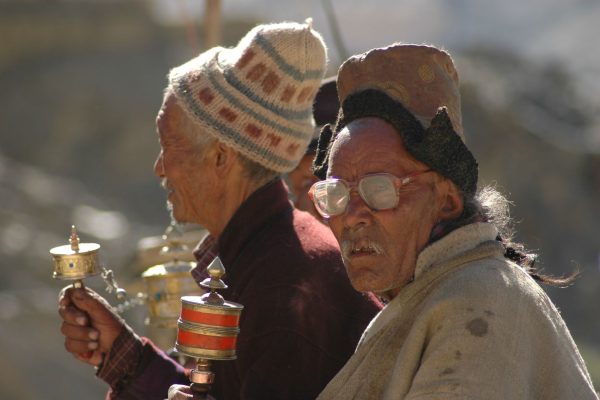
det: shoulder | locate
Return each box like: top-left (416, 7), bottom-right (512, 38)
top-left (253, 208), bottom-right (342, 267)
top-left (430, 255), bottom-right (548, 310)
top-left (399, 256), bottom-right (595, 398)
top-left (417, 254), bottom-right (567, 343)
top-left (238, 208), bottom-right (379, 316)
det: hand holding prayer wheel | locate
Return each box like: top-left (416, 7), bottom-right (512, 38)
top-left (58, 286), bottom-right (123, 366)
top-left (53, 226), bottom-right (126, 366)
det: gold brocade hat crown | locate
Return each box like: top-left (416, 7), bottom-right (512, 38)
top-left (313, 44), bottom-right (478, 195)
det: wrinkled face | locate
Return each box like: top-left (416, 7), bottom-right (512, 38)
top-left (153, 93), bottom-right (210, 224)
top-left (287, 152), bottom-right (319, 218)
top-left (327, 117), bottom-right (445, 299)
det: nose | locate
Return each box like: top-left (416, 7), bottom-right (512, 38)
top-left (154, 151), bottom-right (165, 178)
top-left (341, 191), bottom-right (371, 229)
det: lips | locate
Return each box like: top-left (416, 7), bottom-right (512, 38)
top-left (341, 238), bottom-right (383, 259)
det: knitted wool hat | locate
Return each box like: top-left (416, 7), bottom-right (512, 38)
top-left (313, 44), bottom-right (478, 195)
top-left (168, 21), bottom-right (328, 173)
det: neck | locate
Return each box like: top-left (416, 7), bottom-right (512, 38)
top-left (204, 173), bottom-right (270, 238)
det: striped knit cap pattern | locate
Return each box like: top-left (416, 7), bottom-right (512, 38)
top-left (168, 21), bottom-right (328, 173)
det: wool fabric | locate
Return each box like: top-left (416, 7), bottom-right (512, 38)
top-left (168, 21), bottom-right (328, 173)
top-left (317, 223), bottom-right (598, 399)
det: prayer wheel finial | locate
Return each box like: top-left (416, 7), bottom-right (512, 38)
top-left (160, 222), bottom-right (189, 258)
top-left (69, 225), bottom-right (80, 252)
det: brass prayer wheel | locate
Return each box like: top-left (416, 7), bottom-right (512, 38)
top-left (50, 225), bottom-right (130, 303)
top-left (50, 226), bottom-right (100, 285)
top-left (141, 223), bottom-right (201, 354)
top-left (142, 260), bottom-right (199, 329)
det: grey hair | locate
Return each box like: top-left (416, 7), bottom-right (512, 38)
top-left (447, 185), bottom-right (577, 287)
top-left (469, 185), bottom-right (514, 241)
top-left (237, 154), bottom-right (280, 186)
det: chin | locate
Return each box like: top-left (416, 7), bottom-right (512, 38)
top-left (168, 205), bottom-right (186, 224)
top-left (347, 269), bottom-right (381, 293)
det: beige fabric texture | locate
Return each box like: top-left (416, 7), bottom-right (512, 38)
top-left (337, 44), bottom-right (463, 137)
top-left (318, 223), bottom-right (598, 399)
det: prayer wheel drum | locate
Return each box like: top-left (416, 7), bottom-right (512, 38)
top-left (176, 294), bottom-right (243, 360)
top-left (142, 261), bottom-right (199, 329)
top-left (50, 226), bottom-right (100, 282)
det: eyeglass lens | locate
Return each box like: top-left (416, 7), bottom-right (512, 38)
top-left (314, 174), bottom-right (397, 217)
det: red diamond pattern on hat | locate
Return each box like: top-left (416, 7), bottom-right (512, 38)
top-left (198, 88), bottom-right (214, 105)
top-left (266, 133), bottom-right (281, 148)
top-left (286, 143), bottom-right (299, 156)
top-left (219, 107), bottom-right (238, 123)
top-left (280, 85), bottom-right (296, 103)
top-left (236, 49), bottom-right (256, 69)
top-left (245, 124), bottom-right (263, 139)
top-left (261, 71), bottom-right (281, 94)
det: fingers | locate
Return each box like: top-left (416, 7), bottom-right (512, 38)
top-left (61, 321), bottom-right (99, 341)
top-left (64, 335), bottom-right (98, 354)
top-left (58, 301), bottom-right (89, 327)
top-left (63, 331), bottom-right (102, 366)
top-left (73, 350), bottom-right (103, 367)
top-left (167, 385), bottom-right (194, 400)
top-left (57, 286), bottom-right (124, 365)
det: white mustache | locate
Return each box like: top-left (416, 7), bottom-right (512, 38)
top-left (160, 178), bottom-right (170, 191)
top-left (341, 239), bottom-right (384, 259)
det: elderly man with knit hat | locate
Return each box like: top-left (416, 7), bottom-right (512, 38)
top-left (309, 44), bottom-right (598, 399)
top-left (58, 21), bottom-right (380, 400)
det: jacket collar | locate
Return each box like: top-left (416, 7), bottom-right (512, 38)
top-left (415, 222), bottom-right (499, 280)
top-left (217, 178), bottom-right (292, 270)
top-left (191, 179), bottom-right (292, 279)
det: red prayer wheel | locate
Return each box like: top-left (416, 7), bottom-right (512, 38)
top-left (176, 295), bottom-right (243, 359)
top-left (175, 256), bottom-right (243, 362)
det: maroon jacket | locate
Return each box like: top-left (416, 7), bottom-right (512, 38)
top-left (99, 179), bottom-right (381, 399)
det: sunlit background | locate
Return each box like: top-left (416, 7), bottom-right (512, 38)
top-left (1, 0), bottom-right (599, 398)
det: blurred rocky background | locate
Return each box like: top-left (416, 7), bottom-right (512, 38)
top-left (0, 0), bottom-right (598, 398)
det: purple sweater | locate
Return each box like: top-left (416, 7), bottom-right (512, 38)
top-left (99, 179), bottom-right (381, 399)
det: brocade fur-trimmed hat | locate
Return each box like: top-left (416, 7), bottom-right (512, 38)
top-left (313, 44), bottom-right (478, 195)
top-left (306, 76), bottom-right (339, 153)
top-left (168, 20), bottom-right (327, 173)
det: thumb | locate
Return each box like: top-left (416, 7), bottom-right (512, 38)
top-left (70, 287), bottom-right (125, 354)
top-left (70, 288), bottom-right (110, 314)
top-left (168, 384), bottom-right (194, 400)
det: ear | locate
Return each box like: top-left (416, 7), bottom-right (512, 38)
top-left (437, 180), bottom-right (464, 221)
top-left (213, 142), bottom-right (237, 177)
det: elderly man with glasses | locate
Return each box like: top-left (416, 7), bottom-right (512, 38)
top-left (309, 44), bottom-right (598, 399)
